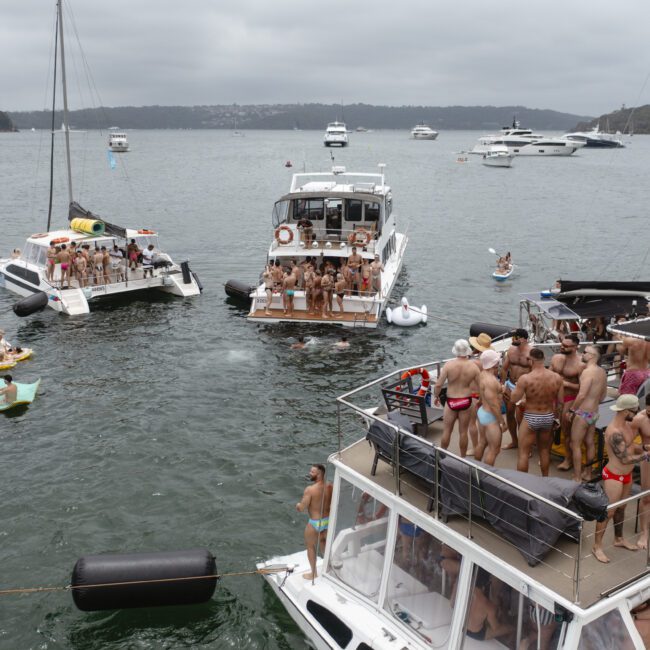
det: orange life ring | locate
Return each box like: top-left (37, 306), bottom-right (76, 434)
top-left (399, 367), bottom-right (431, 397)
top-left (274, 224), bottom-right (294, 245)
top-left (348, 228), bottom-right (371, 246)
top-left (51, 237), bottom-right (70, 245)
top-left (138, 229), bottom-right (156, 234)
top-left (31, 233), bottom-right (48, 239)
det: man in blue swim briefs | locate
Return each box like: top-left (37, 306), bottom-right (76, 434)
top-left (296, 464), bottom-right (333, 580)
top-left (511, 348), bottom-right (563, 477)
top-left (475, 350), bottom-right (508, 466)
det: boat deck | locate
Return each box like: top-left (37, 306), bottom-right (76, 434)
top-left (337, 412), bottom-right (650, 608)
top-left (248, 307), bottom-right (378, 325)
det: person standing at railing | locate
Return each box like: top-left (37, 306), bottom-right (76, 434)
top-left (500, 328), bottom-right (533, 450)
top-left (475, 350), bottom-right (508, 466)
top-left (593, 394), bottom-right (647, 564)
top-left (347, 247), bottom-right (362, 294)
top-left (568, 345), bottom-right (608, 483)
top-left (370, 254), bottom-right (383, 295)
top-left (512, 347), bottom-right (563, 477)
top-left (296, 464), bottom-right (333, 581)
top-left (635, 394), bottom-right (650, 551)
top-left (434, 340), bottom-right (480, 457)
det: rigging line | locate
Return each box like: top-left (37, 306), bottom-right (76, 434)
top-left (46, 5), bottom-right (60, 232)
top-left (0, 567), bottom-right (293, 598)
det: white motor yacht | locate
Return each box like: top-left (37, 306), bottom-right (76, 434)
top-left (246, 164), bottom-right (407, 328)
top-left (108, 128), bottom-right (129, 152)
top-left (0, 1), bottom-right (201, 316)
top-left (564, 124), bottom-right (624, 148)
top-left (471, 121), bottom-right (584, 156)
top-left (411, 123), bottom-right (438, 140)
top-left (259, 354), bottom-right (650, 649)
top-left (324, 122), bottom-right (349, 147)
top-left (482, 144), bottom-right (514, 168)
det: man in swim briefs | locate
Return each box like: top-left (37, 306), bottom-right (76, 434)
top-left (57, 243), bottom-right (72, 288)
top-left (475, 349), bottom-right (508, 466)
top-left (263, 264), bottom-right (274, 315)
top-left (296, 464), bottom-right (333, 580)
top-left (500, 328), bottom-right (532, 449)
top-left (360, 260), bottom-right (372, 295)
top-left (370, 254), bottom-right (383, 295)
top-left (593, 394), bottom-right (647, 563)
top-left (347, 247), bottom-right (362, 294)
top-left (282, 270), bottom-right (297, 317)
top-left (636, 395), bottom-right (650, 550)
top-left (0, 374), bottom-right (17, 404)
top-left (568, 345), bottom-right (607, 482)
top-left (46, 241), bottom-right (57, 282)
top-left (93, 247), bottom-right (104, 285)
top-left (619, 336), bottom-right (650, 395)
top-left (550, 333), bottom-right (585, 471)
top-left (434, 339), bottom-right (480, 457)
top-left (512, 347), bottom-right (563, 477)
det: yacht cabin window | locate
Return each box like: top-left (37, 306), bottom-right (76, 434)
top-left (384, 521), bottom-right (460, 646)
top-left (578, 609), bottom-right (635, 649)
top-left (272, 200), bottom-right (289, 228)
top-left (463, 564), bottom-right (563, 650)
top-left (326, 479), bottom-right (390, 603)
top-left (295, 198), bottom-right (325, 221)
top-left (364, 201), bottom-right (380, 224)
top-left (346, 199), bottom-right (363, 222)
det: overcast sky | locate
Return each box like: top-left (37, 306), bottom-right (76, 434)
top-left (1, 0), bottom-right (648, 116)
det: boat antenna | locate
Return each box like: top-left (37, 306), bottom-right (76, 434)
top-left (46, 6), bottom-right (60, 232)
top-left (57, 0), bottom-right (73, 208)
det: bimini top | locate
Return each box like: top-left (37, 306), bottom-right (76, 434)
top-left (286, 166), bottom-right (388, 198)
top-left (608, 316), bottom-right (650, 341)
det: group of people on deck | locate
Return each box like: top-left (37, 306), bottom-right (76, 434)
top-left (262, 250), bottom-right (384, 317)
top-left (45, 239), bottom-right (155, 289)
top-left (433, 328), bottom-right (650, 563)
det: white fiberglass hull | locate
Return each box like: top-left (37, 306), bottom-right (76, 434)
top-left (482, 155), bottom-right (513, 167)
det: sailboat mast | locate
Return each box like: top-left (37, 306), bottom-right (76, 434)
top-left (46, 7), bottom-right (59, 232)
top-left (57, 0), bottom-right (73, 206)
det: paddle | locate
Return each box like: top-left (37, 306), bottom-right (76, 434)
top-left (488, 247), bottom-right (499, 257)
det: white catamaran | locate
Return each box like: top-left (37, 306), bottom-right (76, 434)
top-left (0, 0), bottom-right (201, 316)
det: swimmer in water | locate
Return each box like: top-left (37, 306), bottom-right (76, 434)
top-left (291, 335), bottom-right (307, 350)
top-left (334, 335), bottom-right (350, 349)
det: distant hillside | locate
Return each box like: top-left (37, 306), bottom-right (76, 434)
top-left (0, 110), bottom-right (17, 131)
top-left (574, 105), bottom-right (649, 134)
top-left (8, 103), bottom-right (591, 131)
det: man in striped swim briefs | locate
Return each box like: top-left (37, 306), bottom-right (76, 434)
top-left (511, 348), bottom-right (564, 477)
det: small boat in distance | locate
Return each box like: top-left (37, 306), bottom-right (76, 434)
top-left (482, 144), bottom-right (514, 168)
top-left (323, 122), bottom-right (349, 147)
top-left (108, 128), bottom-right (129, 152)
top-left (410, 123), bottom-right (438, 140)
top-left (355, 126), bottom-right (369, 132)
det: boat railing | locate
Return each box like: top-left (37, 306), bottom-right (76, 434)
top-left (336, 362), bottom-right (650, 604)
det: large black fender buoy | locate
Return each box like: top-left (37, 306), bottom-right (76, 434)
top-left (224, 279), bottom-right (255, 304)
top-left (469, 322), bottom-right (514, 342)
top-left (71, 548), bottom-right (217, 611)
top-left (13, 291), bottom-right (49, 317)
top-left (180, 261), bottom-right (192, 284)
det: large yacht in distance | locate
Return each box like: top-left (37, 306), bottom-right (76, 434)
top-left (108, 128), bottom-right (129, 152)
top-left (259, 348), bottom-right (650, 649)
top-left (246, 165), bottom-right (407, 328)
top-left (471, 120), bottom-right (584, 156)
top-left (324, 122), bottom-right (349, 147)
top-left (411, 123), bottom-right (438, 140)
top-left (564, 124), bottom-right (624, 148)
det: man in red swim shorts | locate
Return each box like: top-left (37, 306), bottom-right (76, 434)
top-left (619, 336), bottom-right (650, 396)
top-left (434, 339), bottom-right (480, 457)
top-left (593, 394), bottom-right (648, 563)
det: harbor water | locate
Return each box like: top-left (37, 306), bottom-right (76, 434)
top-left (0, 129), bottom-right (647, 648)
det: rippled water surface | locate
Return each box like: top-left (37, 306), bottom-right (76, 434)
top-left (0, 129), bottom-right (647, 648)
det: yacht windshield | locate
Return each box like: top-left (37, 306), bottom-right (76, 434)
top-left (272, 200), bottom-right (289, 228)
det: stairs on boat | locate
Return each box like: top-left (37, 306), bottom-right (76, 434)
top-left (59, 287), bottom-right (90, 315)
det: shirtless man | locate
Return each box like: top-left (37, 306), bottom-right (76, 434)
top-left (74, 250), bottom-right (88, 288)
top-left (46, 241), bottom-right (57, 282)
top-left (468, 333), bottom-right (494, 454)
top-left (321, 271), bottom-right (333, 317)
top-left (620, 336), bottom-right (650, 395)
top-left (291, 335), bottom-right (307, 350)
top-left (311, 271), bottom-right (322, 314)
top-left (102, 247), bottom-right (112, 285)
top-left (635, 395), bottom-right (650, 549)
top-left (512, 348), bottom-right (563, 477)
top-left (127, 239), bottom-right (140, 270)
top-left (303, 264), bottom-right (314, 313)
top-left (335, 335), bottom-right (350, 349)
top-left (262, 264), bottom-right (274, 315)
top-left (296, 464), bottom-right (333, 580)
top-left (347, 247), bottom-right (363, 294)
top-left (57, 244), bottom-right (72, 288)
top-left (568, 345), bottom-right (608, 482)
top-left (290, 259), bottom-right (302, 290)
top-left (271, 259), bottom-right (283, 292)
top-left (370, 254), bottom-right (384, 295)
top-left (433, 339), bottom-right (481, 457)
top-left (593, 394), bottom-right (646, 563)
top-left (0, 375), bottom-right (17, 404)
top-left (500, 328), bottom-right (532, 449)
top-left (359, 260), bottom-right (372, 295)
top-left (475, 350), bottom-right (508, 466)
top-left (551, 333), bottom-right (586, 471)
top-left (93, 247), bottom-right (104, 285)
top-left (334, 273), bottom-right (346, 314)
top-left (340, 260), bottom-right (352, 296)
top-left (282, 270), bottom-right (297, 317)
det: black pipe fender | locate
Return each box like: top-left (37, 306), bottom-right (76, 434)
top-left (469, 322), bottom-right (514, 341)
top-left (13, 291), bottom-right (49, 317)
